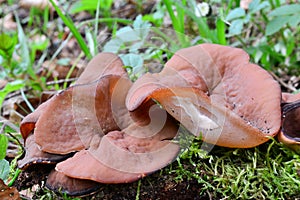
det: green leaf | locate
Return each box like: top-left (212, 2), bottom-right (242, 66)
top-left (103, 38), bottom-right (123, 53)
top-left (0, 159), bottom-right (10, 181)
top-left (286, 36), bottom-right (295, 57)
top-left (129, 41), bottom-right (144, 54)
top-left (249, 0), bottom-right (270, 14)
top-left (0, 33), bottom-right (17, 59)
top-left (120, 53), bottom-right (144, 75)
top-left (288, 14), bottom-right (300, 27)
top-left (269, 4), bottom-right (300, 17)
top-left (0, 80), bottom-right (25, 109)
top-left (228, 19), bottom-right (244, 36)
top-left (133, 15), bottom-right (151, 40)
top-left (116, 27), bottom-right (140, 42)
top-left (266, 16), bottom-right (290, 35)
top-left (226, 8), bottom-right (246, 21)
top-left (70, 0), bottom-right (113, 13)
top-left (70, 0), bottom-right (98, 13)
top-left (0, 134), bottom-right (8, 160)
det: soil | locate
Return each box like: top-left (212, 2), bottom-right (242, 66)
top-left (13, 162), bottom-right (211, 200)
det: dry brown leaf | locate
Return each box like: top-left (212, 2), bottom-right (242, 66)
top-left (0, 80), bottom-right (7, 89)
top-left (0, 14), bottom-right (17, 31)
top-left (19, 0), bottom-right (57, 11)
top-left (39, 59), bottom-right (80, 82)
top-left (0, 179), bottom-right (20, 200)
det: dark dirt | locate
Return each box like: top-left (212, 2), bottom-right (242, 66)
top-left (14, 165), bottom-right (211, 200)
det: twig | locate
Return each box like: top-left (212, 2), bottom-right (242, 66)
top-left (46, 77), bottom-right (77, 86)
top-left (6, 132), bottom-right (24, 151)
top-left (269, 71), bottom-right (297, 92)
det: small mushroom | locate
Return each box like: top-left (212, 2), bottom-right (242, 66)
top-left (278, 93), bottom-right (300, 152)
top-left (46, 170), bottom-right (100, 197)
top-left (18, 53), bottom-right (180, 196)
top-left (127, 44), bottom-right (282, 148)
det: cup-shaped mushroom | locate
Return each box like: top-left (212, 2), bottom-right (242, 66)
top-left (127, 44), bottom-right (282, 148)
top-left (18, 52), bottom-right (181, 196)
top-left (278, 93), bottom-right (300, 153)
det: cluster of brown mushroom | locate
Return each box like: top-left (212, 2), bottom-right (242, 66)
top-left (18, 44), bottom-right (300, 196)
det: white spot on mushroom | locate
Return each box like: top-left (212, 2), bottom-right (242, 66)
top-left (172, 96), bottom-right (219, 130)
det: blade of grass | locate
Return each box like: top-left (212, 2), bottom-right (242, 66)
top-left (63, 52), bottom-right (84, 89)
top-left (80, 18), bottom-right (132, 26)
top-left (176, 0), bottom-right (186, 33)
top-left (216, 18), bottom-right (227, 45)
top-left (163, 0), bottom-right (188, 46)
top-left (49, 0), bottom-right (92, 59)
top-left (175, 1), bottom-right (217, 43)
top-left (20, 88), bottom-right (35, 112)
top-left (43, 6), bottom-right (49, 33)
top-left (14, 12), bottom-right (36, 79)
top-left (163, 0), bottom-right (181, 32)
top-left (93, 0), bottom-right (101, 56)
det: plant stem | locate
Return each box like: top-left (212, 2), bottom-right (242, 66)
top-left (7, 168), bottom-right (21, 187)
top-left (135, 179), bottom-right (141, 200)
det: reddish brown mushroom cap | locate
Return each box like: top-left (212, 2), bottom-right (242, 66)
top-left (33, 75), bottom-right (130, 154)
top-left (278, 93), bottom-right (300, 152)
top-left (20, 53), bottom-right (126, 141)
top-left (127, 44), bottom-right (282, 148)
top-left (20, 99), bottom-right (50, 140)
top-left (56, 104), bottom-right (179, 183)
top-left (18, 134), bottom-right (72, 169)
top-left (75, 52), bottom-right (128, 85)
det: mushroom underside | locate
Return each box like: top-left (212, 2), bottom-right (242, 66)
top-left (278, 93), bottom-right (300, 153)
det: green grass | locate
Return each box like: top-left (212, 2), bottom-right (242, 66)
top-left (169, 136), bottom-right (300, 199)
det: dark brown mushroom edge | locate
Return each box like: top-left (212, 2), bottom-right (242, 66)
top-left (126, 44), bottom-right (282, 148)
top-left (17, 53), bottom-right (180, 197)
top-left (278, 93), bottom-right (300, 153)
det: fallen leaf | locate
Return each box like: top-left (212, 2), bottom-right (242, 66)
top-left (19, 0), bottom-right (56, 11)
top-left (0, 179), bottom-right (20, 200)
top-left (0, 14), bottom-right (17, 31)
